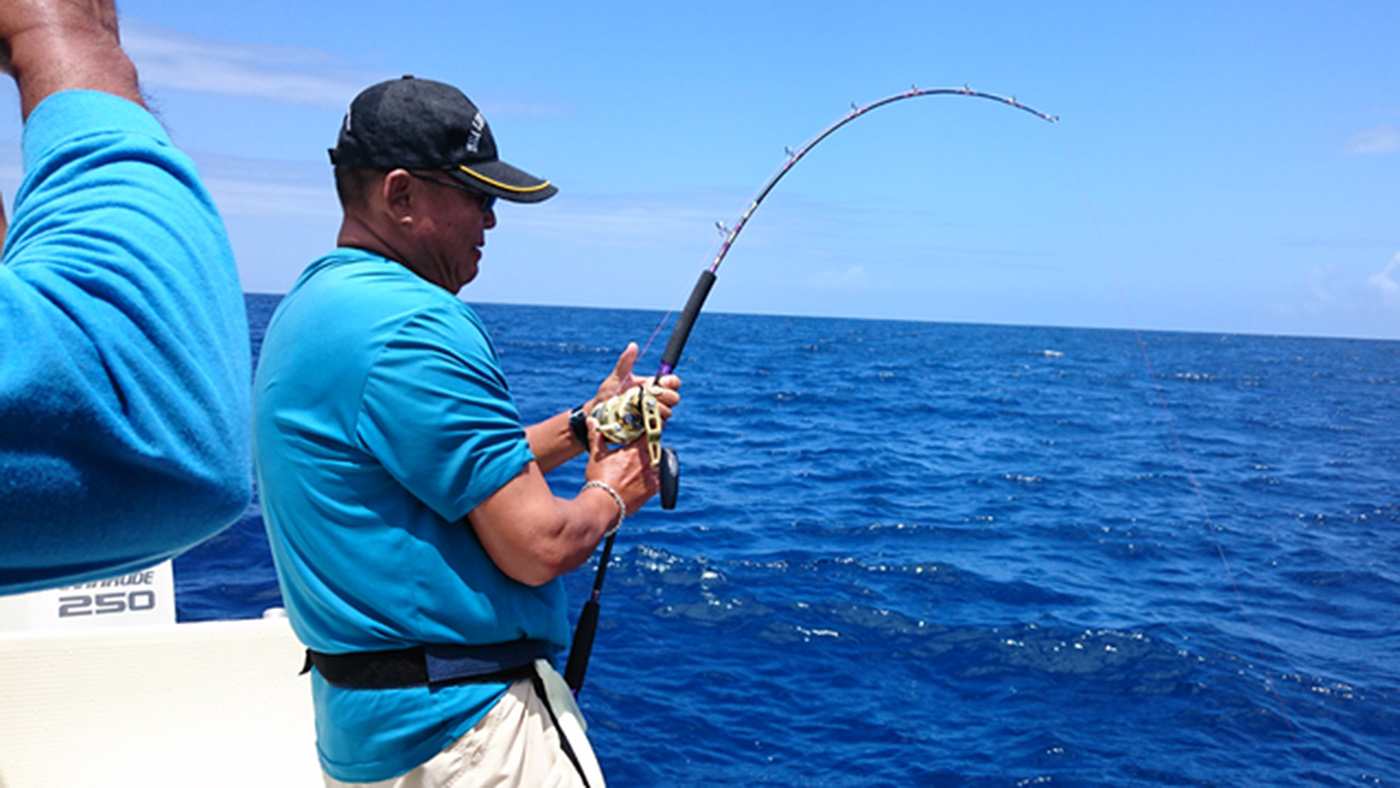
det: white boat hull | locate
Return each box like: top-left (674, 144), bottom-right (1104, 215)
top-left (0, 615), bottom-right (319, 787)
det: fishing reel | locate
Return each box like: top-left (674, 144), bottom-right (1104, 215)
top-left (590, 384), bottom-right (679, 510)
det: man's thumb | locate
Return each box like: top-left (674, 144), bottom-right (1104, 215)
top-left (612, 342), bottom-right (639, 379)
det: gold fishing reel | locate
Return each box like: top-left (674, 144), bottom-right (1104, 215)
top-left (590, 384), bottom-right (665, 467)
top-left (590, 384), bottom-right (678, 509)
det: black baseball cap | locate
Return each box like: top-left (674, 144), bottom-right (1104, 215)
top-left (329, 75), bottom-right (557, 203)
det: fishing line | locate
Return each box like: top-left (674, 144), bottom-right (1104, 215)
top-left (635, 222), bottom-right (736, 362)
top-left (1053, 126), bottom-right (1317, 786)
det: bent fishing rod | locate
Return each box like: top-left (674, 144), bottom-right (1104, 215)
top-left (564, 85), bottom-right (1058, 693)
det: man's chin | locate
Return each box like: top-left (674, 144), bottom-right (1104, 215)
top-left (456, 264), bottom-right (480, 289)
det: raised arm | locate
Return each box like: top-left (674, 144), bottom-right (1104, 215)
top-left (0, 0), bottom-right (143, 117)
top-left (0, 0), bottom-right (250, 596)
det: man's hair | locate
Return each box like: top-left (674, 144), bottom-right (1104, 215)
top-left (333, 166), bottom-right (386, 210)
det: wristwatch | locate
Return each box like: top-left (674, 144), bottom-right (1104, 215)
top-left (568, 404), bottom-right (590, 447)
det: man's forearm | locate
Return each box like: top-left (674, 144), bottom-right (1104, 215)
top-left (525, 409), bottom-right (586, 474)
top-left (1, 0), bottom-right (142, 117)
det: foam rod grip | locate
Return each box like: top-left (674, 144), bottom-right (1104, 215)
top-left (659, 271), bottom-right (716, 374)
top-left (564, 599), bottom-right (600, 692)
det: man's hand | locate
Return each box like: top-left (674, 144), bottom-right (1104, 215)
top-left (581, 410), bottom-right (659, 517)
top-left (525, 341), bottom-right (683, 475)
top-left (0, 0), bottom-right (141, 117)
top-left (589, 342), bottom-right (682, 421)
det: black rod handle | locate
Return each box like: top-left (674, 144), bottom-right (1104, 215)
top-left (563, 598), bottom-right (599, 692)
top-left (657, 270), bottom-right (716, 376)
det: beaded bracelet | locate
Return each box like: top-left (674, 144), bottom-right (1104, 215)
top-left (582, 480), bottom-right (626, 536)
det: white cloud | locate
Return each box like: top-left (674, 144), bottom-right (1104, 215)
top-left (505, 194), bottom-right (728, 252)
top-left (119, 21), bottom-right (568, 119)
top-left (1366, 253), bottom-right (1400, 307)
top-left (1305, 265), bottom-right (1343, 312)
top-left (203, 177), bottom-right (338, 220)
top-left (189, 154), bottom-right (338, 219)
top-left (812, 265), bottom-right (872, 290)
top-left (121, 21), bottom-right (376, 108)
top-left (1344, 125), bottom-right (1400, 155)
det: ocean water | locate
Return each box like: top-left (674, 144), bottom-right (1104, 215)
top-left (176, 294), bottom-right (1400, 786)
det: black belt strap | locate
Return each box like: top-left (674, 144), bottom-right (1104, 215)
top-left (530, 668), bottom-right (592, 788)
top-left (303, 639), bottom-right (553, 689)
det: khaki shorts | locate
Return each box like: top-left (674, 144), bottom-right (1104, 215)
top-left (324, 660), bottom-right (606, 788)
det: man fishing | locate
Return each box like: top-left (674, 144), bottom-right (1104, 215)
top-left (0, 0), bottom-right (250, 595)
top-left (254, 75), bottom-right (680, 787)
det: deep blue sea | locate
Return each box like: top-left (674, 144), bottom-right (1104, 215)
top-left (176, 294), bottom-right (1400, 786)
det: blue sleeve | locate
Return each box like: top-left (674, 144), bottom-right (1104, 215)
top-left (356, 306), bottom-right (534, 523)
top-left (0, 91), bottom-right (251, 595)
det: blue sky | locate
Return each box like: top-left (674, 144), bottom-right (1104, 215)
top-left (1, 1), bottom-right (1396, 340)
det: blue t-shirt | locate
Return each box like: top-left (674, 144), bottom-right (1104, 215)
top-left (254, 248), bottom-right (563, 781)
top-left (0, 91), bottom-right (251, 594)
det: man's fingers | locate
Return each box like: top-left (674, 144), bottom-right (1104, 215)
top-left (586, 417), bottom-right (607, 455)
top-left (611, 342), bottom-right (639, 382)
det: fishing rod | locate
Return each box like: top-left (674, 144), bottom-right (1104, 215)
top-left (563, 85), bottom-right (1058, 694)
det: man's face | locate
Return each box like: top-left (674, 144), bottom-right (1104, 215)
top-left (410, 172), bottom-right (498, 293)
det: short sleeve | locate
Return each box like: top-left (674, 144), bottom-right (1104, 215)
top-left (356, 305), bottom-right (534, 522)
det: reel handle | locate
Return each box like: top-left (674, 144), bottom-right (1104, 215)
top-left (659, 446), bottom-right (679, 510)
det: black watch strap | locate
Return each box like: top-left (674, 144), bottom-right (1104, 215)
top-left (568, 404), bottom-right (590, 447)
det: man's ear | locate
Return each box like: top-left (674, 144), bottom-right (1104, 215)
top-left (381, 169), bottom-right (415, 227)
